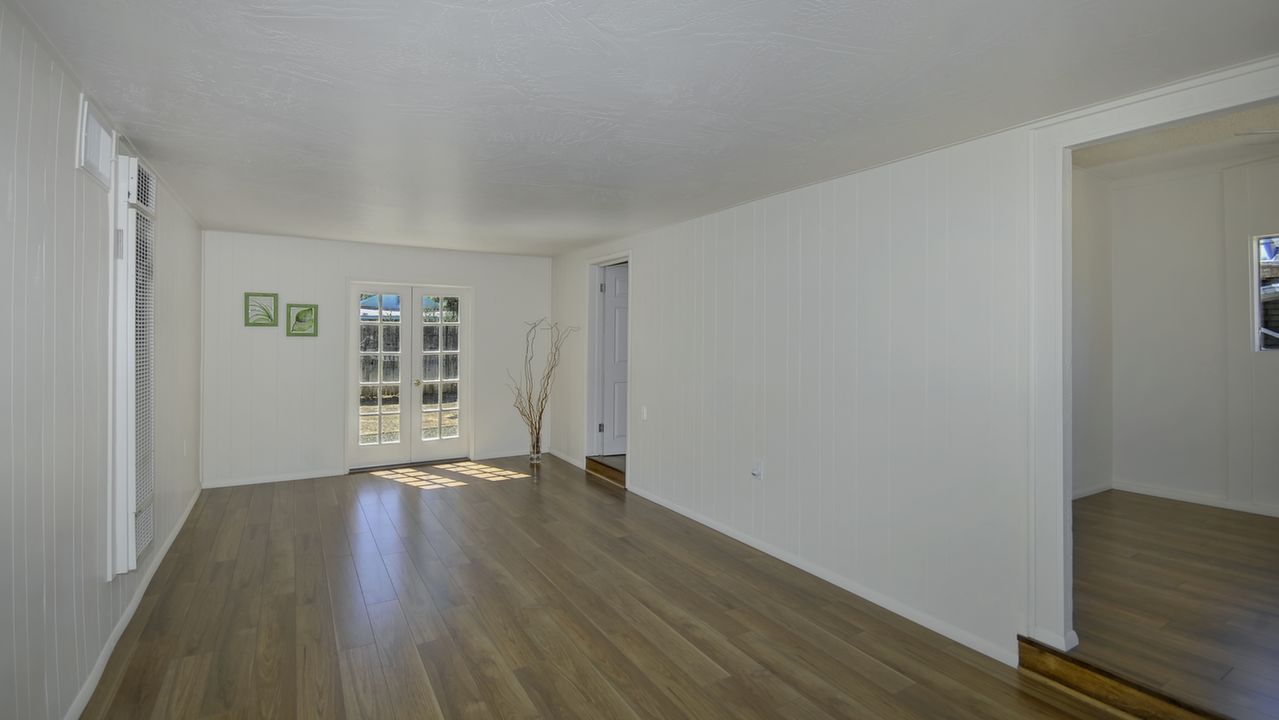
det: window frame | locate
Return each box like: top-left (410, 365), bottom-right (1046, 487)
top-left (1252, 233), bottom-right (1279, 352)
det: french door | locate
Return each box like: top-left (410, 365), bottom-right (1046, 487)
top-left (348, 284), bottom-right (470, 468)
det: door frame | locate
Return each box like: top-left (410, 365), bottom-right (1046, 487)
top-left (1025, 56), bottom-right (1279, 653)
top-left (344, 281), bottom-right (475, 471)
top-left (585, 251), bottom-right (633, 458)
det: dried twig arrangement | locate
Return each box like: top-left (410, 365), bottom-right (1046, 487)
top-left (508, 318), bottom-right (577, 462)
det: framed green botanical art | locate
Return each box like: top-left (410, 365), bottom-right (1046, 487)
top-left (286, 303), bottom-right (319, 337)
top-left (244, 292), bottom-right (278, 327)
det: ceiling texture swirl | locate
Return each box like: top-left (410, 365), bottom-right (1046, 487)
top-left (16, 0), bottom-right (1279, 254)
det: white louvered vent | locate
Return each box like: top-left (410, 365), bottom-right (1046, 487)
top-left (122, 155), bottom-right (156, 215)
top-left (115, 152), bottom-right (158, 567)
top-left (133, 209), bottom-right (156, 556)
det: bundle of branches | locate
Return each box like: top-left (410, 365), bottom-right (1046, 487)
top-left (509, 318), bottom-right (577, 461)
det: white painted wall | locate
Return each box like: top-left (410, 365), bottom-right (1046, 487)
top-left (0, 3), bottom-right (203, 717)
top-left (1109, 167), bottom-right (1230, 502)
top-left (200, 231), bottom-right (551, 487)
top-left (1070, 169), bottom-right (1113, 498)
top-left (153, 181), bottom-right (203, 562)
top-left (1224, 156), bottom-right (1279, 513)
top-left (1097, 155), bottom-right (1279, 515)
top-left (549, 129), bottom-right (1032, 663)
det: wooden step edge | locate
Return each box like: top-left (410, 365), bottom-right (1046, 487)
top-left (584, 457), bottom-right (626, 488)
top-left (1017, 636), bottom-right (1226, 720)
top-left (583, 469), bottom-right (626, 493)
top-left (1019, 668), bottom-right (1140, 720)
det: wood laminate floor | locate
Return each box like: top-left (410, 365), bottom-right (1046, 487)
top-left (84, 455), bottom-right (1105, 719)
top-left (591, 455), bottom-right (627, 473)
top-left (1072, 490), bottom-right (1279, 720)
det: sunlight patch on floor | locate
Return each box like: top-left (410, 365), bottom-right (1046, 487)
top-left (371, 461), bottom-right (529, 489)
top-left (434, 461), bottom-right (530, 481)
top-left (371, 467), bottom-right (465, 489)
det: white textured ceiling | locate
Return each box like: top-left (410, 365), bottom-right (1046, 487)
top-left (18, 0), bottom-right (1279, 254)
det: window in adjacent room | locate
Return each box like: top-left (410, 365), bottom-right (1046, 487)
top-left (1254, 234), bottom-right (1279, 350)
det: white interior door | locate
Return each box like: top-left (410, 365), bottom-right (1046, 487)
top-left (348, 285), bottom-right (469, 469)
top-left (600, 264), bottom-right (628, 455)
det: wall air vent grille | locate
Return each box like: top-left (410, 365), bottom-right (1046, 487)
top-left (118, 155), bottom-right (156, 216)
top-left (133, 208), bottom-right (156, 556)
top-left (134, 162), bottom-right (155, 213)
top-left (134, 504), bottom-right (154, 558)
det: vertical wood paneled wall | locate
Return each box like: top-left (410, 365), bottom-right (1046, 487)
top-left (549, 129), bottom-right (1033, 664)
top-left (0, 3), bottom-right (203, 717)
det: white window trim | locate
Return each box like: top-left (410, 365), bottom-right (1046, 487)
top-left (1252, 234), bottom-right (1279, 352)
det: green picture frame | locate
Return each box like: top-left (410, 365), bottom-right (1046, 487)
top-left (286, 303), bottom-right (319, 337)
top-left (244, 292), bottom-right (278, 327)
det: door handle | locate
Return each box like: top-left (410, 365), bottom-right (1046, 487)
top-left (413, 378), bottom-right (423, 387)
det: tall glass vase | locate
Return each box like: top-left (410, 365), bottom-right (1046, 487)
top-left (529, 433), bottom-right (542, 465)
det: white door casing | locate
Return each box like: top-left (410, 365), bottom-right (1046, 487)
top-left (600, 264), bottom-right (629, 455)
top-left (1026, 56), bottom-right (1279, 653)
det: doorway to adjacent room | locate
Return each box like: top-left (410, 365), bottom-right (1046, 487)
top-left (586, 259), bottom-right (629, 488)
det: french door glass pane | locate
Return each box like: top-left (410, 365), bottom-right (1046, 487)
top-left (382, 355), bottom-right (400, 383)
top-left (359, 416), bottom-right (378, 445)
top-left (381, 414), bottom-right (400, 443)
top-left (356, 292), bottom-right (403, 446)
top-left (359, 293), bottom-right (378, 321)
top-left (441, 410), bottom-right (459, 438)
top-left (381, 294), bottom-right (401, 321)
top-left (360, 355), bottom-right (378, 383)
top-left (359, 325), bottom-right (378, 351)
top-left (380, 385), bottom-right (399, 414)
top-left (422, 354), bottom-right (439, 381)
top-left (441, 382), bottom-right (458, 409)
top-left (442, 354), bottom-right (459, 380)
top-left (422, 383), bottom-right (439, 410)
top-left (423, 326), bottom-right (439, 351)
top-left (359, 387), bottom-right (379, 414)
top-left (422, 411), bottom-right (440, 440)
top-left (441, 297), bottom-right (460, 322)
top-left (422, 296), bottom-right (440, 323)
top-left (382, 325), bottom-right (400, 352)
top-left (443, 326), bottom-right (459, 352)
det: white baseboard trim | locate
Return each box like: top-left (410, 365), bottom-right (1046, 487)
top-left (478, 448), bottom-right (541, 463)
top-left (547, 450), bottom-right (586, 471)
top-left (202, 452), bottom-right (542, 490)
top-left (625, 486), bottom-right (1019, 667)
top-left (1028, 627), bottom-right (1080, 652)
top-left (1072, 483), bottom-right (1110, 500)
top-left (65, 487), bottom-right (200, 720)
top-left (200, 467), bottom-right (346, 489)
top-left (1110, 481), bottom-right (1279, 519)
